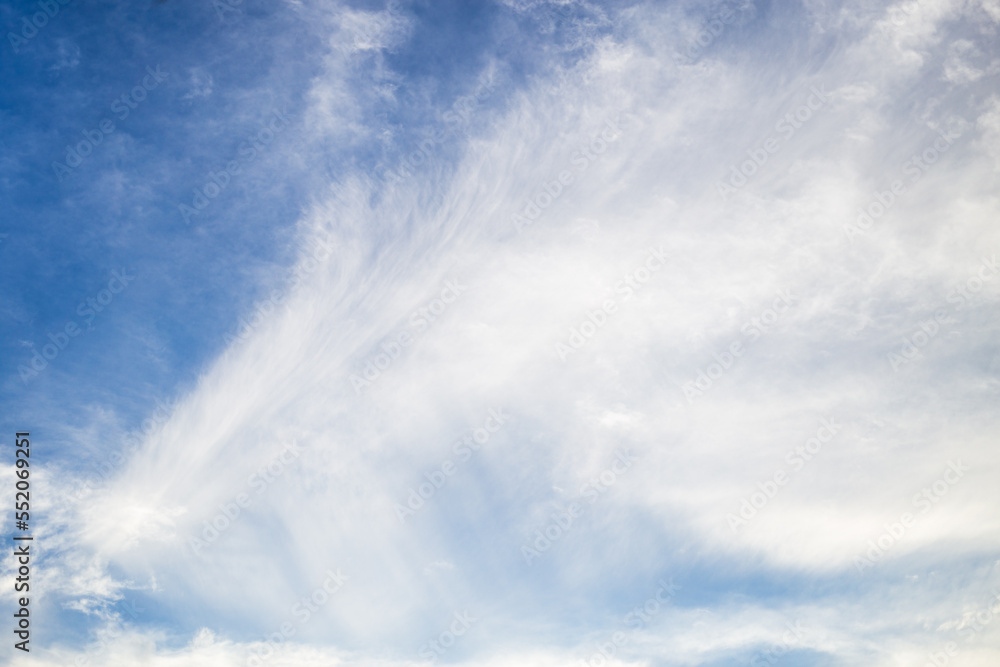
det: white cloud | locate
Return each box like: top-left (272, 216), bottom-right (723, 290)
top-left (182, 68), bottom-right (215, 100)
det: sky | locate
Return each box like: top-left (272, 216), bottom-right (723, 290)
top-left (1, 0), bottom-right (1000, 665)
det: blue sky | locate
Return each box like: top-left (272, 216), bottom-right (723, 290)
top-left (2, 0), bottom-right (1000, 665)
